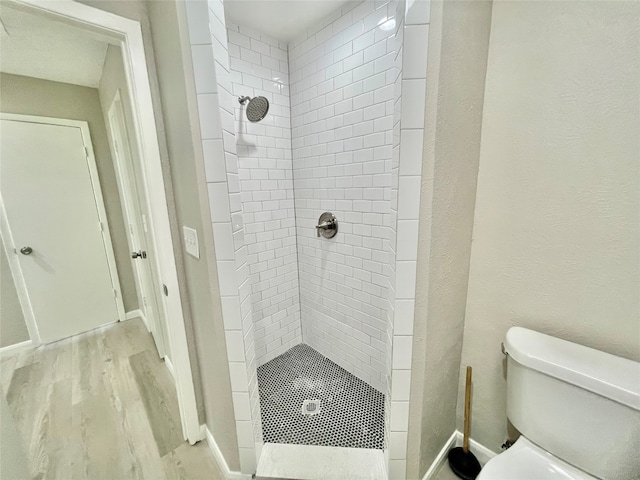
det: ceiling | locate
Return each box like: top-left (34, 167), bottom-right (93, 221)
top-left (224, 0), bottom-right (356, 42)
top-left (0, 4), bottom-right (108, 88)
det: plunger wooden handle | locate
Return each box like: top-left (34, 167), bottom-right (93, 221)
top-left (463, 366), bottom-right (472, 453)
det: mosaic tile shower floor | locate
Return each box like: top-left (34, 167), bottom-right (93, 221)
top-left (257, 343), bottom-right (385, 450)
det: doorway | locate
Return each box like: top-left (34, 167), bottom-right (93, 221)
top-left (106, 89), bottom-right (169, 359)
top-left (1, 114), bottom-right (124, 344)
top-left (0, 0), bottom-right (199, 445)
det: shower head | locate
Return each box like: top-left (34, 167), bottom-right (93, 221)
top-left (238, 95), bottom-right (269, 122)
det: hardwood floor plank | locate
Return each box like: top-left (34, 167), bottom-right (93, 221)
top-left (72, 330), bottom-right (108, 405)
top-left (41, 379), bottom-right (82, 480)
top-left (161, 442), bottom-right (226, 480)
top-left (3, 319), bottom-right (226, 480)
top-left (77, 393), bottom-right (136, 480)
top-left (40, 338), bottom-right (73, 385)
top-left (26, 381), bottom-right (55, 478)
top-left (102, 318), bottom-right (156, 359)
top-left (6, 361), bottom-right (44, 448)
top-left (129, 350), bottom-right (183, 457)
top-left (118, 399), bottom-right (168, 480)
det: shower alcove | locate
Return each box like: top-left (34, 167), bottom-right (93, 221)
top-left (184, 0), bottom-right (430, 475)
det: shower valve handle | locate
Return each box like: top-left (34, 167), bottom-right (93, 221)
top-left (315, 212), bottom-right (338, 238)
top-left (315, 220), bottom-right (334, 236)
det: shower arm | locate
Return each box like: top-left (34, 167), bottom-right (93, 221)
top-left (238, 96), bottom-right (252, 105)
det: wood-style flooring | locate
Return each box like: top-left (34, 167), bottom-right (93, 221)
top-left (1, 318), bottom-right (225, 480)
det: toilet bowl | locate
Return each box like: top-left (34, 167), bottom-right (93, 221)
top-left (477, 437), bottom-right (595, 480)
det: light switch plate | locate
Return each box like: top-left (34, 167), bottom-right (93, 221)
top-left (183, 226), bottom-right (200, 259)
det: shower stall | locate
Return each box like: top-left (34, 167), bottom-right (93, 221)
top-left (226, 1), bottom-right (396, 451)
top-left (184, 0), bottom-right (430, 475)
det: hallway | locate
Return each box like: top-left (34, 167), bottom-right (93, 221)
top-left (0, 319), bottom-right (223, 480)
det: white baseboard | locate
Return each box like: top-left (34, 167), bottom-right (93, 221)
top-left (125, 309), bottom-right (147, 323)
top-left (422, 431), bottom-right (458, 480)
top-left (422, 430), bottom-right (497, 480)
top-left (457, 431), bottom-right (496, 466)
top-left (164, 355), bottom-right (176, 382)
top-left (0, 340), bottom-right (33, 356)
top-left (201, 425), bottom-right (252, 480)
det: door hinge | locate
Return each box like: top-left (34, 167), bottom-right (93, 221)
top-left (143, 296), bottom-right (148, 307)
top-left (84, 146), bottom-right (89, 159)
top-left (99, 222), bottom-right (104, 232)
top-left (113, 288), bottom-right (118, 298)
top-left (163, 284), bottom-right (168, 296)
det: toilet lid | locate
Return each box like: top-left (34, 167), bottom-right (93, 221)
top-left (477, 437), bottom-right (596, 480)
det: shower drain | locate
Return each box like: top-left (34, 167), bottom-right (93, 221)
top-left (302, 399), bottom-right (321, 415)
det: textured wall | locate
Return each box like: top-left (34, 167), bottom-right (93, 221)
top-left (289, 1), bottom-right (396, 392)
top-left (459, 0), bottom-right (640, 452)
top-left (227, 24), bottom-right (302, 365)
top-left (147, 0), bottom-right (240, 468)
top-left (405, 1), bottom-right (493, 477)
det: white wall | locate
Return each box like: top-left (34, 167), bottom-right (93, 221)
top-left (227, 25), bottom-right (302, 365)
top-left (289, 1), bottom-right (397, 392)
top-left (459, 0), bottom-right (640, 452)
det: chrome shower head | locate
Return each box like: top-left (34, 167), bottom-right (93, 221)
top-left (238, 95), bottom-right (269, 122)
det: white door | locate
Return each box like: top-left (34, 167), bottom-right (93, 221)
top-left (107, 93), bottom-right (167, 358)
top-left (1, 118), bottom-right (119, 343)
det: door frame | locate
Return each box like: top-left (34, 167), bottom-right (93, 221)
top-left (8, 0), bottom-right (201, 444)
top-left (106, 89), bottom-right (168, 359)
top-left (0, 114), bottom-right (127, 344)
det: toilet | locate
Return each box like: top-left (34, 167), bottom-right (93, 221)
top-left (477, 327), bottom-right (640, 480)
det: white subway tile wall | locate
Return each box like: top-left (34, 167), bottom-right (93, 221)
top-left (227, 25), bottom-right (303, 366)
top-left (384, 0), bottom-right (405, 467)
top-left (388, 0), bottom-right (430, 477)
top-left (289, 1), bottom-right (398, 393)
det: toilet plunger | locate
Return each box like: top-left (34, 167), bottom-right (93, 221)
top-left (448, 366), bottom-right (482, 480)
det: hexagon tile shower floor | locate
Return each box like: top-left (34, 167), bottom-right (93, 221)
top-left (257, 344), bottom-right (385, 449)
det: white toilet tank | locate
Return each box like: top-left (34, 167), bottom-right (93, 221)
top-left (504, 327), bottom-right (640, 480)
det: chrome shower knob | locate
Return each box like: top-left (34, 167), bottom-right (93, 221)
top-left (316, 212), bottom-right (338, 238)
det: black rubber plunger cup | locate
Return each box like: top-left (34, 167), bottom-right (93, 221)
top-left (448, 366), bottom-right (482, 480)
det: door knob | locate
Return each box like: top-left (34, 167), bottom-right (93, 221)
top-left (20, 246), bottom-right (33, 255)
top-left (131, 250), bottom-right (147, 259)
